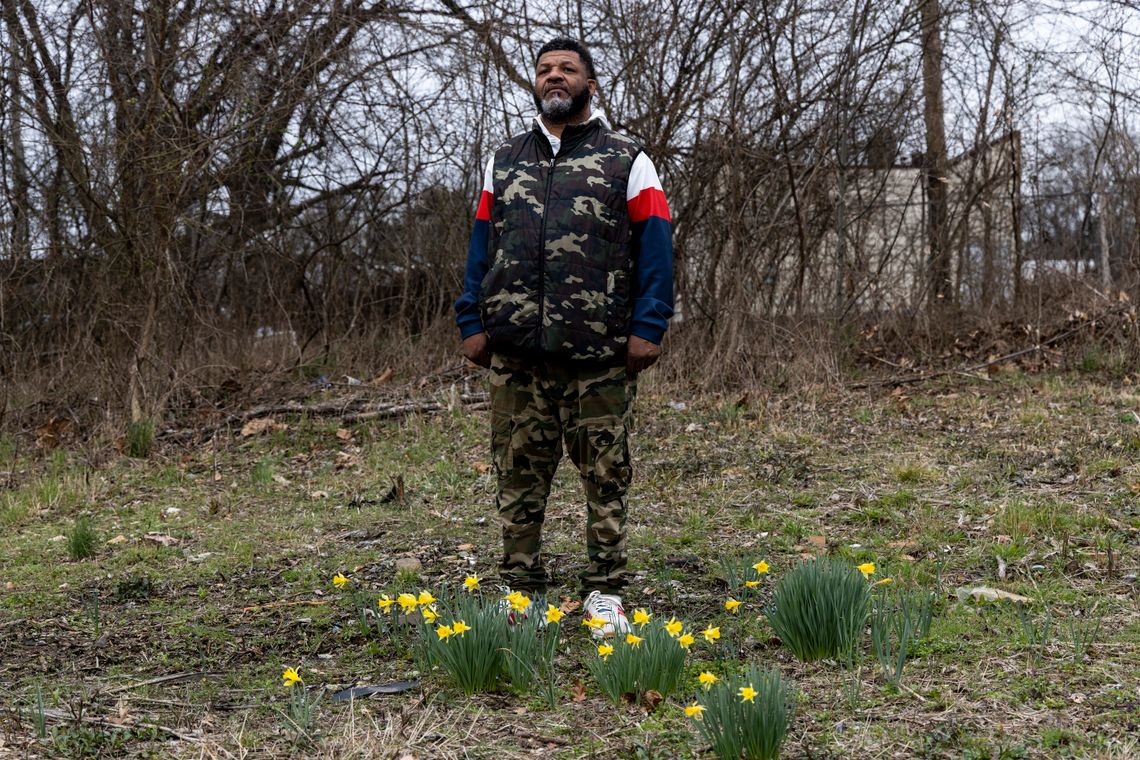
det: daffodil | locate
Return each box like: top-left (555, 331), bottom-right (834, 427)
top-left (677, 632), bottom-right (695, 649)
top-left (463, 575), bottom-right (481, 592)
top-left (597, 643), bottom-right (614, 659)
top-left (739, 685), bottom-right (758, 702)
top-left (856, 562), bottom-right (876, 579)
top-left (332, 573), bottom-right (349, 588)
top-left (421, 606), bottom-right (439, 623)
top-left (744, 580), bottom-right (761, 588)
top-left (436, 624), bottom-right (453, 640)
top-left (752, 560), bottom-right (770, 575)
top-left (377, 595), bottom-right (395, 612)
top-left (684, 702), bottom-right (706, 719)
top-left (702, 625), bottom-right (721, 642)
top-left (664, 617), bottom-right (683, 637)
top-left (698, 671), bottom-right (718, 689)
top-left (626, 632), bottom-right (643, 647)
top-left (505, 590), bottom-right (531, 613)
top-left (633, 608), bottom-right (651, 626)
top-left (873, 577), bottom-right (893, 586)
top-left (725, 598), bottom-right (742, 614)
top-left (417, 590), bottom-right (437, 606)
top-left (451, 620), bottom-right (471, 636)
top-left (583, 615), bottom-right (607, 631)
top-left (397, 593), bottom-right (418, 612)
top-left (545, 605), bottom-right (564, 624)
top-left (282, 667), bottom-right (303, 687)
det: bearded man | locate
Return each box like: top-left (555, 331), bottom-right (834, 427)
top-left (454, 37), bottom-right (673, 636)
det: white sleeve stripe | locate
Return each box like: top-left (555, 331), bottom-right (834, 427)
top-left (483, 156), bottom-right (494, 194)
top-left (627, 152), bottom-right (664, 201)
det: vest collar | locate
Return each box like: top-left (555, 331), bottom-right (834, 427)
top-left (532, 110), bottom-right (610, 156)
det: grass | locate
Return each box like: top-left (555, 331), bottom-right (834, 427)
top-left (0, 371), bottom-right (1137, 758)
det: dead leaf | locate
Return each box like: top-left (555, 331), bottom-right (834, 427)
top-left (143, 532), bottom-right (180, 547)
top-left (640, 689), bottom-right (664, 712)
top-left (107, 535), bottom-right (128, 545)
top-left (457, 543), bottom-right (475, 552)
top-left (370, 368), bottom-right (395, 385)
top-left (336, 428), bottom-right (353, 441)
top-left (571, 680), bottom-right (587, 702)
top-left (559, 598), bottom-right (581, 615)
top-left (473, 461), bottom-right (493, 474)
top-left (35, 417), bottom-right (75, 450)
top-left (955, 586), bottom-right (1032, 604)
top-left (335, 452), bottom-right (361, 470)
top-left (807, 535), bottom-right (826, 548)
top-left (240, 417), bottom-right (287, 437)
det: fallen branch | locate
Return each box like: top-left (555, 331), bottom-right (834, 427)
top-left (240, 600), bottom-right (328, 613)
top-left (39, 707), bottom-right (201, 743)
top-left (104, 672), bottom-right (218, 696)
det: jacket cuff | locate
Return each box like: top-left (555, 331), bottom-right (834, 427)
top-left (630, 321), bottom-right (666, 345)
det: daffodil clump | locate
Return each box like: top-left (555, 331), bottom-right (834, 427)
top-left (416, 589), bottom-right (509, 695)
top-left (763, 557), bottom-right (871, 662)
top-left (870, 584), bottom-right (936, 688)
top-left (586, 608), bottom-right (689, 703)
top-left (718, 555), bottom-right (771, 596)
top-left (688, 664), bottom-right (794, 760)
top-left (281, 666), bottom-right (321, 739)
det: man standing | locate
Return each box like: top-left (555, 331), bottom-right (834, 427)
top-left (454, 37), bottom-right (673, 636)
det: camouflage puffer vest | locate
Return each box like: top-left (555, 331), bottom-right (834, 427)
top-left (480, 119), bottom-right (641, 364)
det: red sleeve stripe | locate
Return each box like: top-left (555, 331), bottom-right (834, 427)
top-left (475, 190), bottom-right (492, 221)
top-left (628, 187), bottom-right (671, 223)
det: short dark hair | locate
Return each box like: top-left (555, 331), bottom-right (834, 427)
top-left (535, 37), bottom-right (597, 81)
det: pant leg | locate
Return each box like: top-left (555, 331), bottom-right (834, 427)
top-left (562, 364), bottom-right (636, 595)
top-left (490, 354), bottom-right (563, 594)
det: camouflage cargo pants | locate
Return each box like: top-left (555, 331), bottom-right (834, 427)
top-left (490, 353), bottom-right (636, 595)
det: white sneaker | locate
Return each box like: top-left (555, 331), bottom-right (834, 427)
top-left (583, 590), bottom-right (630, 639)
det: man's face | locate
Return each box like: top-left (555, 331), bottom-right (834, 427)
top-left (533, 50), bottom-right (596, 122)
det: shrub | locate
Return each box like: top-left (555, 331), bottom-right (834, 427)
top-left (764, 557), bottom-right (870, 662)
top-left (690, 664), bottom-right (795, 760)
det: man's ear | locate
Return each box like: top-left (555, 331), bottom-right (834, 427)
top-left (588, 79), bottom-right (597, 98)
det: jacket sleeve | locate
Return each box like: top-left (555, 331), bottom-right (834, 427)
top-left (626, 152), bottom-right (675, 344)
top-left (454, 157), bottom-right (495, 339)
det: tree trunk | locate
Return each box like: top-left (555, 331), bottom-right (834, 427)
top-left (920, 0), bottom-right (951, 307)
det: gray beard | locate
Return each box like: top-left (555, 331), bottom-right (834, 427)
top-left (540, 93), bottom-right (574, 120)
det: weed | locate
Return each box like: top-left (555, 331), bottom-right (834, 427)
top-left (125, 418), bottom-right (154, 459)
top-left (251, 456), bottom-right (274, 484)
top-left (30, 683), bottom-right (47, 739)
top-left (114, 575), bottom-right (154, 602)
top-left (67, 517), bottom-right (98, 560)
top-left (870, 587), bottom-right (936, 688)
top-left (1066, 610), bottom-right (1102, 662)
top-left (1016, 603), bottom-right (1053, 663)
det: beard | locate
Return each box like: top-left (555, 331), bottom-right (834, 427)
top-left (534, 82), bottom-right (592, 123)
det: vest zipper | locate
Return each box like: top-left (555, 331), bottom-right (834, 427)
top-left (536, 155), bottom-right (556, 350)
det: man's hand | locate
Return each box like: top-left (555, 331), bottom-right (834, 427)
top-left (462, 332), bottom-right (491, 368)
top-left (626, 336), bottom-right (661, 376)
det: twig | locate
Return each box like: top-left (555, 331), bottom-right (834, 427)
top-left (240, 600), bottom-right (328, 613)
top-left (104, 671), bottom-right (217, 695)
top-left (39, 707), bottom-right (201, 743)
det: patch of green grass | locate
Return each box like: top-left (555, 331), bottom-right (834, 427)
top-left (67, 516), bottom-right (98, 560)
top-left (891, 464), bottom-right (936, 484)
top-left (126, 418), bottom-right (155, 458)
top-left (251, 455), bottom-right (275, 484)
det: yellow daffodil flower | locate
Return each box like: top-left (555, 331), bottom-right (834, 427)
top-left (702, 625), bottom-right (721, 642)
top-left (678, 632), bottom-right (695, 649)
top-left (664, 617), bottom-right (683, 637)
top-left (417, 590), bottom-right (437, 606)
top-left (545, 605), bottom-right (564, 624)
top-left (583, 615), bottom-right (607, 630)
top-left (436, 624), bottom-right (453, 640)
top-left (752, 560), bottom-right (769, 575)
top-left (725, 598), bottom-right (742, 614)
top-left (505, 590), bottom-right (531, 613)
top-left (282, 667), bottom-right (303, 687)
top-left (633, 608), bottom-right (651, 626)
top-left (856, 562), bottom-right (876, 579)
top-left (597, 643), bottom-right (614, 659)
top-left (451, 620), bottom-right (471, 636)
top-left (332, 573), bottom-right (349, 588)
top-left (626, 633), bottom-right (643, 647)
top-left (463, 575), bottom-right (480, 592)
top-left (397, 593), bottom-right (418, 612)
top-left (739, 685), bottom-right (758, 702)
top-left (377, 595), bottom-right (395, 612)
top-left (684, 703), bottom-right (706, 719)
top-left (698, 671), bottom-right (718, 689)
top-left (421, 606), bottom-right (439, 623)
top-left (744, 580), bottom-right (761, 588)
top-left (873, 577), bottom-right (893, 586)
